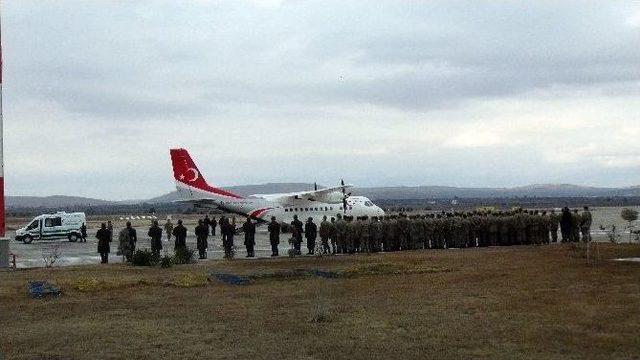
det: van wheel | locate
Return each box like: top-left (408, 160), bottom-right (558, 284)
top-left (68, 233), bottom-right (79, 242)
top-left (23, 235), bottom-right (33, 244)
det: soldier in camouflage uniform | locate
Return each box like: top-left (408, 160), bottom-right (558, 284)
top-left (329, 217), bottom-right (337, 254)
top-left (360, 216), bottom-right (371, 253)
top-left (335, 213), bottom-right (347, 254)
top-left (396, 214), bottom-right (410, 251)
top-left (423, 214), bottom-right (435, 249)
top-left (370, 216), bottom-right (383, 252)
top-left (548, 209), bottom-right (560, 243)
top-left (540, 211), bottom-right (550, 244)
top-left (487, 212), bottom-right (499, 247)
top-left (571, 209), bottom-right (581, 243)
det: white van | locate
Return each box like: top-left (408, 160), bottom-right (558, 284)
top-left (15, 212), bottom-right (86, 244)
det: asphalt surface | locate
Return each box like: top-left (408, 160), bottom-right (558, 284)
top-left (7, 227), bottom-right (296, 268)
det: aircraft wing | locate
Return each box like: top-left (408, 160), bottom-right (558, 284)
top-left (251, 184), bottom-right (353, 204)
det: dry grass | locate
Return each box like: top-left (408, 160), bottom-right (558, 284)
top-left (1, 244), bottom-right (640, 359)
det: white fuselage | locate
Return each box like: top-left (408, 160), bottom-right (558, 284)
top-left (176, 181), bottom-right (384, 224)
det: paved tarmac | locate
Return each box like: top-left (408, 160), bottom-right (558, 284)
top-left (7, 227), bottom-right (296, 268)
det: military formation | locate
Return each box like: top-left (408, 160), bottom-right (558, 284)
top-left (269, 206), bottom-right (594, 256)
top-left (95, 206), bottom-right (593, 263)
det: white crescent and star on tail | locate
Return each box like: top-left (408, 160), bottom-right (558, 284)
top-left (179, 168), bottom-right (200, 182)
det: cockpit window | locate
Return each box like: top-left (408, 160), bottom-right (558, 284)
top-left (364, 201), bottom-right (373, 207)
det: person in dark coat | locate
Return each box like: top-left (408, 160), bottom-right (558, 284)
top-left (126, 222), bottom-right (137, 254)
top-left (96, 223), bottom-right (111, 264)
top-left (222, 219), bottom-right (235, 258)
top-left (560, 207), bottom-right (572, 243)
top-left (195, 219), bottom-right (209, 259)
top-left (80, 223), bottom-right (87, 243)
top-left (291, 215), bottom-right (304, 255)
top-left (211, 217), bottom-right (217, 236)
top-left (268, 216), bottom-right (280, 256)
top-left (172, 219), bottom-right (187, 250)
top-left (242, 218), bottom-right (256, 257)
top-left (305, 217), bottom-right (318, 255)
top-left (148, 220), bottom-right (163, 255)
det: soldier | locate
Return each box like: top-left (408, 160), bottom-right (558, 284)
top-left (370, 216), bottom-right (383, 252)
top-left (80, 223), bottom-right (87, 243)
top-left (531, 210), bottom-right (541, 245)
top-left (222, 218), bottom-right (235, 258)
top-left (164, 218), bottom-right (174, 242)
top-left (204, 215), bottom-right (211, 234)
top-left (319, 216), bottom-right (331, 255)
top-left (549, 209), bottom-right (560, 243)
top-left (172, 219), bottom-right (187, 250)
top-left (560, 207), bottom-right (572, 242)
top-left (148, 220), bottom-right (163, 256)
top-left (335, 214), bottom-right (347, 254)
top-left (360, 216), bottom-right (371, 253)
top-left (107, 220), bottom-right (114, 243)
top-left (211, 217), bottom-right (218, 236)
top-left (268, 216), bottom-right (280, 256)
top-left (515, 209), bottom-right (527, 245)
top-left (194, 220), bottom-right (209, 259)
top-left (540, 211), bottom-right (550, 245)
top-left (126, 222), bottom-right (137, 255)
top-left (96, 223), bottom-right (111, 264)
top-left (219, 215), bottom-right (227, 242)
top-left (382, 216), bottom-right (397, 251)
top-left (571, 209), bottom-right (581, 242)
top-left (305, 217), bottom-right (317, 255)
top-left (291, 215), bottom-right (304, 255)
top-left (242, 218), bottom-right (256, 257)
top-left (396, 214), bottom-right (410, 250)
top-left (486, 213), bottom-right (498, 247)
top-left (345, 216), bottom-right (358, 254)
top-left (118, 223), bottom-right (132, 262)
top-left (580, 206), bottom-right (592, 242)
top-left (329, 217), bottom-right (337, 254)
top-left (408, 216), bottom-right (422, 250)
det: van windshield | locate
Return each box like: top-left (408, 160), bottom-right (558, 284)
top-left (26, 220), bottom-right (39, 230)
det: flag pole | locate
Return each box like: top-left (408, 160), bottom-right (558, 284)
top-left (0, 0), bottom-right (5, 238)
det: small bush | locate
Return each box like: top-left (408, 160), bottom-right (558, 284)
top-left (132, 249), bottom-right (159, 266)
top-left (173, 247), bottom-right (196, 265)
top-left (621, 208), bottom-right (639, 223)
top-left (160, 255), bottom-right (173, 268)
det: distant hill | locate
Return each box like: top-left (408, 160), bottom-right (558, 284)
top-left (6, 195), bottom-right (113, 209)
top-left (7, 183), bottom-right (640, 209)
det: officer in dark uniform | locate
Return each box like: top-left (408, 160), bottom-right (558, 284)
top-left (126, 221), bottom-right (137, 254)
top-left (148, 220), bottom-right (163, 255)
top-left (305, 217), bottom-right (318, 255)
top-left (96, 223), bottom-right (111, 263)
top-left (242, 218), bottom-right (256, 257)
top-left (268, 216), bottom-right (280, 256)
top-left (291, 215), bottom-right (304, 255)
top-left (195, 219), bottom-right (209, 259)
top-left (172, 219), bottom-right (187, 250)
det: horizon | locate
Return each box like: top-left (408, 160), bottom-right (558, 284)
top-left (3, 1), bottom-right (640, 200)
top-left (6, 181), bottom-right (640, 202)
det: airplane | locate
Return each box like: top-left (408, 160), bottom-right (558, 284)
top-left (170, 148), bottom-right (384, 225)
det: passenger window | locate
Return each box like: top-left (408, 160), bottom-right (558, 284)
top-left (305, 208), bottom-right (308, 211)
top-left (330, 207), bottom-right (333, 211)
top-left (45, 217), bottom-right (62, 227)
top-left (315, 208), bottom-right (318, 211)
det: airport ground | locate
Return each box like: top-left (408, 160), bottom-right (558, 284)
top-left (4, 206), bottom-right (640, 268)
top-left (1, 241), bottom-right (639, 359)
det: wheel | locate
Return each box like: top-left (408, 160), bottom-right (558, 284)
top-left (23, 235), bottom-right (33, 244)
top-left (68, 233), bottom-right (79, 242)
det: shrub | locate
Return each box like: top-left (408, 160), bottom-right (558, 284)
top-left (173, 247), bottom-right (196, 265)
top-left (621, 208), bottom-right (639, 223)
top-left (132, 249), bottom-right (159, 266)
top-left (160, 255), bottom-right (173, 268)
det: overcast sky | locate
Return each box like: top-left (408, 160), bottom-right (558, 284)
top-left (3, 0), bottom-right (640, 200)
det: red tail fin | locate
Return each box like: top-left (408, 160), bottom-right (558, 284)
top-left (170, 148), bottom-right (243, 199)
